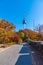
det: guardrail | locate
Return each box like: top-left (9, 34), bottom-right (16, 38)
top-left (28, 40), bottom-right (43, 54)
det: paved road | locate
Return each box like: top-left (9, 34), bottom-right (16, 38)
top-left (0, 43), bottom-right (43, 65)
top-left (0, 43), bottom-right (32, 65)
top-left (0, 44), bottom-right (23, 65)
top-left (15, 43), bottom-right (32, 65)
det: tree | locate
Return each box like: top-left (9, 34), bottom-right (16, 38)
top-left (18, 31), bottom-right (25, 41)
top-left (0, 19), bottom-right (16, 43)
top-left (0, 20), bottom-right (16, 31)
top-left (0, 28), bottom-right (6, 43)
top-left (14, 34), bottom-right (20, 43)
top-left (18, 32), bottom-right (24, 38)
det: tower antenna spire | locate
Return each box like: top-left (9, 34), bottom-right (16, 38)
top-left (23, 17), bottom-right (26, 29)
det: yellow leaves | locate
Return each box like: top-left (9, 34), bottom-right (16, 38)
top-left (0, 19), bottom-right (16, 43)
top-left (0, 20), bottom-right (16, 31)
top-left (18, 32), bottom-right (24, 38)
top-left (7, 26), bottom-right (15, 31)
top-left (0, 19), bottom-right (15, 41)
top-left (24, 29), bottom-right (38, 41)
top-left (7, 31), bottom-right (15, 38)
top-left (0, 28), bottom-right (7, 35)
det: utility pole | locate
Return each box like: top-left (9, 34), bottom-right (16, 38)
top-left (33, 20), bottom-right (35, 31)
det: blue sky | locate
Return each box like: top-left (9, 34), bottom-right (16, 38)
top-left (0, 0), bottom-right (43, 31)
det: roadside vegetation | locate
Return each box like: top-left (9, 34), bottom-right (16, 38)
top-left (0, 19), bottom-right (43, 48)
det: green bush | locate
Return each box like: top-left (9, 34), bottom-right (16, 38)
top-left (8, 42), bottom-right (16, 45)
top-left (18, 38), bottom-right (23, 44)
top-left (5, 38), bottom-right (11, 43)
top-left (0, 37), bottom-right (4, 43)
top-left (18, 32), bottom-right (24, 38)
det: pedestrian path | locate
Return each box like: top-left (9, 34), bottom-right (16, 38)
top-left (0, 43), bottom-right (32, 65)
top-left (0, 44), bottom-right (23, 65)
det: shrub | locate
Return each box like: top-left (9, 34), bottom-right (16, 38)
top-left (5, 38), bottom-right (11, 43)
top-left (18, 38), bottom-right (23, 44)
top-left (18, 31), bottom-right (25, 42)
top-left (0, 37), bottom-right (4, 43)
top-left (18, 32), bottom-right (24, 38)
top-left (8, 42), bottom-right (16, 45)
top-left (14, 34), bottom-right (20, 43)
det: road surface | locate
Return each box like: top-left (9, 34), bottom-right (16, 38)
top-left (0, 43), bottom-right (32, 65)
top-left (0, 44), bottom-right (23, 65)
top-left (0, 43), bottom-right (43, 65)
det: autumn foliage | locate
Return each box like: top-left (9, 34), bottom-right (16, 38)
top-left (14, 34), bottom-right (20, 42)
top-left (0, 20), bottom-right (15, 44)
top-left (0, 19), bottom-right (43, 45)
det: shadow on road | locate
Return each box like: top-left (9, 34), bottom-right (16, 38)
top-left (15, 55), bottom-right (32, 65)
top-left (19, 46), bottom-right (29, 53)
top-left (15, 44), bottom-right (32, 65)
